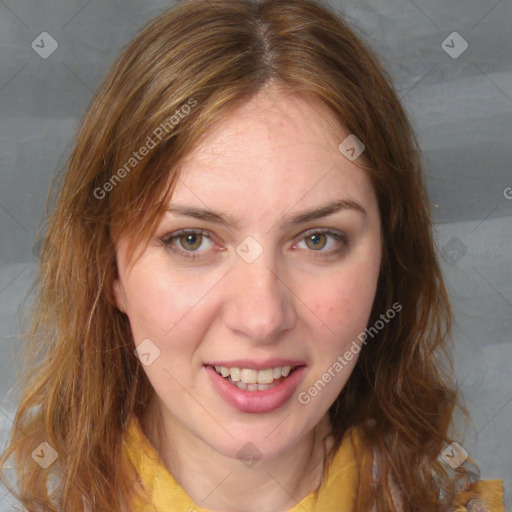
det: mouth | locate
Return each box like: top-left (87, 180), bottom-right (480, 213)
top-left (209, 364), bottom-right (300, 392)
top-left (204, 363), bottom-right (307, 413)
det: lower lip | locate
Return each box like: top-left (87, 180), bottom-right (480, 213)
top-left (205, 365), bottom-right (307, 414)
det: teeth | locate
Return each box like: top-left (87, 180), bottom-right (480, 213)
top-left (257, 368), bottom-right (274, 384)
top-left (230, 367), bottom-right (241, 381)
top-left (240, 368), bottom-right (258, 384)
top-left (214, 365), bottom-right (296, 384)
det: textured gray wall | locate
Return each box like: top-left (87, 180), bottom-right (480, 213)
top-left (1, 0), bottom-right (511, 510)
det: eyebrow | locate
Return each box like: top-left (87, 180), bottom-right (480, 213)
top-left (166, 199), bottom-right (367, 228)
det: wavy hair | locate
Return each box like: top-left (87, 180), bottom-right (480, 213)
top-left (0, 0), bottom-right (475, 510)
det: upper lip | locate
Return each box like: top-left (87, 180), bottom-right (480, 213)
top-left (205, 359), bottom-right (306, 370)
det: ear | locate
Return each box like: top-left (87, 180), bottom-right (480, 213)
top-left (113, 278), bottom-right (127, 314)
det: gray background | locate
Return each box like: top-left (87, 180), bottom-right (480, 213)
top-left (0, 0), bottom-right (511, 510)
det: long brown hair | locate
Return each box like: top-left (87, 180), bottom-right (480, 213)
top-left (0, 0), bottom-right (475, 510)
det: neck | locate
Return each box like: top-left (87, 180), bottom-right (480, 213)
top-left (140, 396), bottom-right (334, 512)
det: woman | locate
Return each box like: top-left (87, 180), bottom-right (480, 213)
top-left (0, 0), bottom-right (505, 511)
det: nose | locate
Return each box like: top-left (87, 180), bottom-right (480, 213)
top-left (222, 247), bottom-right (297, 344)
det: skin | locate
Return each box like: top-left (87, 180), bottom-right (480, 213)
top-left (114, 84), bottom-right (382, 512)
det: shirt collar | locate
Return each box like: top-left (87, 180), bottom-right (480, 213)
top-left (122, 414), bottom-right (360, 512)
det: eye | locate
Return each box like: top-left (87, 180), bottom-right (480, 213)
top-left (160, 229), bottom-right (215, 258)
top-left (159, 227), bottom-right (348, 261)
top-left (294, 228), bottom-right (348, 255)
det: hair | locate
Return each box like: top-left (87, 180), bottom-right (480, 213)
top-left (0, 0), bottom-right (477, 510)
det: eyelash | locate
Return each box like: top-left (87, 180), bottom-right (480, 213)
top-left (159, 228), bottom-right (348, 260)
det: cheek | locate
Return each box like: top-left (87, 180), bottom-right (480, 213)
top-left (310, 260), bottom-right (381, 350)
top-left (121, 279), bottom-right (185, 349)
top-left (120, 262), bottom-right (223, 378)
top-left (122, 271), bottom-right (204, 383)
top-left (123, 277), bottom-right (171, 337)
top-left (122, 258), bottom-right (214, 338)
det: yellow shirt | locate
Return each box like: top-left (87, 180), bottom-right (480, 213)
top-left (122, 415), bottom-right (505, 512)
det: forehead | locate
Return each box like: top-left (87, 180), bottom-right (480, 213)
top-left (183, 88), bottom-right (345, 169)
top-left (168, 87), bottom-right (377, 224)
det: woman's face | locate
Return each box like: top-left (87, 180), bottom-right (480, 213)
top-left (114, 86), bottom-right (382, 461)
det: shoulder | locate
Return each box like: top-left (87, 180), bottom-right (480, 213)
top-left (452, 479), bottom-right (506, 512)
top-left (348, 425), bottom-right (507, 512)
